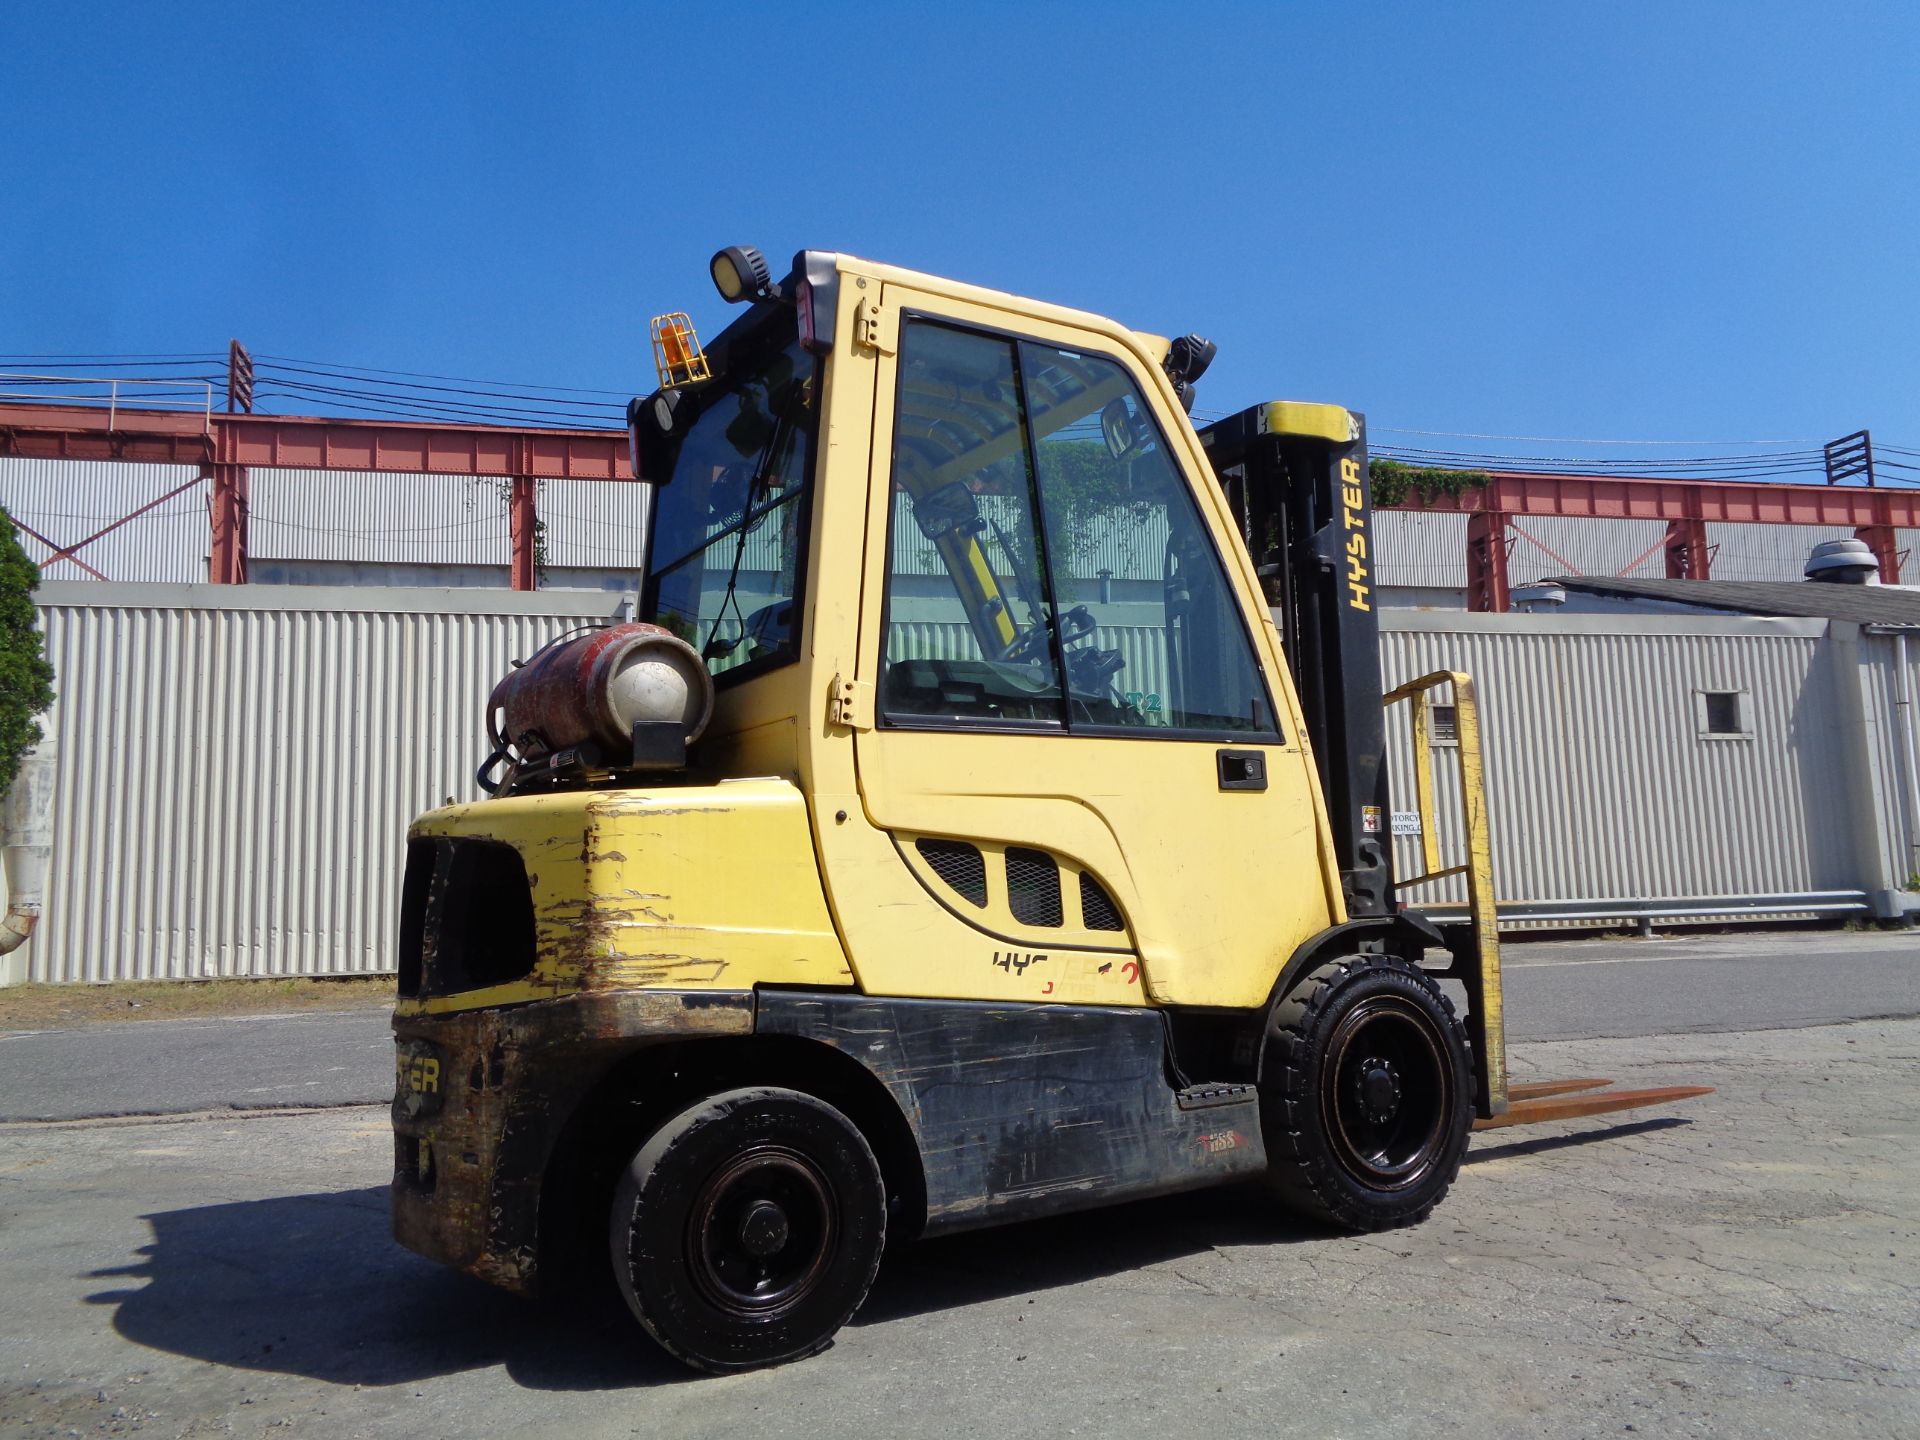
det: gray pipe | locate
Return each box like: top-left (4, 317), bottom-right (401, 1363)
top-left (0, 743), bottom-right (57, 955)
top-left (1897, 631), bottom-right (1920, 885)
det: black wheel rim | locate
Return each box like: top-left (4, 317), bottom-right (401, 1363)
top-left (1322, 995), bottom-right (1452, 1191)
top-left (687, 1144), bottom-right (837, 1321)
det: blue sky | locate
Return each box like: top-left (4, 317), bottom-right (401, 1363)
top-left (3, 1), bottom-right (1915, 469)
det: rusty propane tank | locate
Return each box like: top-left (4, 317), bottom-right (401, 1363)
top-left (487, 623), bottom-right (714, 769)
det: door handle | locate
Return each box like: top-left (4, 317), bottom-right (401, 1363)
top-left (1216, 749), bottom-right (1267, 792)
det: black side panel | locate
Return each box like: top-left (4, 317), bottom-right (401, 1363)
top-left (754, 992), bottom-right (1266, 1235)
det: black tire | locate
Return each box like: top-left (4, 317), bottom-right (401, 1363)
top-left (609, 1086), bottom-right (886, 1373)
top-left (1261, 954), bottom-right (1473, 1232)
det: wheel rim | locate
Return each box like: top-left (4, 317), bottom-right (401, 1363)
top-left (1322, 994), bottom-right (1452, 1191)
top-left (687, 1144), bottom-right (837, 1321)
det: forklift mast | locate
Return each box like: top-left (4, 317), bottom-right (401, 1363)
top-left (1199, 404), bottom-right (1392, 920)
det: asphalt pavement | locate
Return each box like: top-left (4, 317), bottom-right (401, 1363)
top-left (4, 1017), bottom-right (1916, 1438)
top-left (0, 1008), bottom-right (392, 1122)
top-left (0, 927), bottom-right (1913, 1122)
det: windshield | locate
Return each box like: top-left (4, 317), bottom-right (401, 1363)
top-left (644, 324), bottom-right (816, 680)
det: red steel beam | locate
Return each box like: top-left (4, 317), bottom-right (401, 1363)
top-left (1465, 511), bottom-right (1511, 612)
top-left (0, 402), bottom-right (214, 466)
top-left (1389, 470), bottom-right (1920, 529)
top-left (1663, 516), bottom-right (1711, 579)
top-left (0, 402), bottom-right (634, 481)
top-left (509, 476), bottom-right (538, 592)
top-left (208, 463), bottom-right (249, 584)
top-left (5, 404), bottom-right (1909, 520)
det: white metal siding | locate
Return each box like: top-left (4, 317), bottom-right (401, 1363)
top-left (1375, 511), bottom-right (1918, 596)
top-left (1503, 517), bottom-right (1670, 586)
top-left (24, 583), bottom-right (622, 982)
top-left (1379, 614), bottom-right (1857, 911)
top-left (1857, 629), bottom-right (1920, 891)
top-left (12, 590), bottom-right (1914, 983)
top-left (886, 619), bottom-right (1173, 705)
top-left (252, 470), bottom-right (655, 570)
top-left (0, 458), bottom-right (207, 583)
top-left (250, 470), bottom-right (510, 564)
top-left (1376, 511), bottom-right (1467, 589)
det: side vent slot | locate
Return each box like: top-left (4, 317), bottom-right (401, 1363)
top-left (1005, 847), bottom-right (1063, 928)
top-left (1080, 873), bottom-right (1125, 931)
top-left (917, 837), bottom-right (988, 908)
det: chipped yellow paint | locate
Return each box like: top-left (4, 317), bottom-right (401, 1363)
top-left (395, 778), bottom-right (851, 1018)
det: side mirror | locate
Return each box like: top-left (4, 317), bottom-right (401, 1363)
top-left (627, 389), bottom-right (685, 484)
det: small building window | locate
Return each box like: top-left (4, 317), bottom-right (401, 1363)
top-left (1428, 704), bottom-right (1459, 745)
top-left (1697, 690), bottom-right (1750, 739)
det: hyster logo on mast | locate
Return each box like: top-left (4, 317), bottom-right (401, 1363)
top-left (1341, 456), bottom-right (1371, 612)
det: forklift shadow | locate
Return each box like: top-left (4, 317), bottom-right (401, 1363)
top-left (856, 1182), bottom-right (1324, 1325)
top-left (83, 1186), bottom-right (692, 1393)
top-left (1464, 1115), bottom-right (1692, 1166)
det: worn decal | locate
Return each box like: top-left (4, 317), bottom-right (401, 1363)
top-left (991, 950), bottom-right (1049, 975)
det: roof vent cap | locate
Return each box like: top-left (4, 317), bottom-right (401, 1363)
top-left (1510, 583), bottom-right (1567, 610)
top-left (1805, 538), bottom-right (1880, 585)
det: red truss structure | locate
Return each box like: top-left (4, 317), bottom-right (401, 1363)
top-left (0, 400), bottom-right (1911, 603)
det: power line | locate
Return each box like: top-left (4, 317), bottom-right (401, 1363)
top-left (253, 352), bottom-right (638, 398)
top-left (254, 360), bottom-right (626, 413)
top-left (1375, 426), bottom-right (1821, 446)
top-left (251, 381), bottom-right (615, 429)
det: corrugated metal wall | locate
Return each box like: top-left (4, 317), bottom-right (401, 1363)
top-left (1857, 629), bottom-right (1920, 892)
top-left (1373, 510), bottom-right (1920, 596)
top-left (23, 582), bottom-right (621, 982)
top-left (1379, 613), bottom-right (1861, 912)
top-left (0, 459), bottom-right (208, 583)
top-left (887, 620), bottom-right (1173, 705)
top-left (11, 589), bottom-right (1914, 983)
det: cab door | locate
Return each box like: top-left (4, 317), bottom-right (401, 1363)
top-left (837, 284), bottom-right (1340, 1010)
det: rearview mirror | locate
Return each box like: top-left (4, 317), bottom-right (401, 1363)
top-left (911, 480), bottom-right (981, 541)
top-left (627, 390), bottom-right (683, 484)
top-left (1100, 398), bottom-right (1138, 460)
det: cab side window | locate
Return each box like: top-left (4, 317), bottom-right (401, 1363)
top-left (1024, 346), bottom-right (1275, 735)
top-left (879, 319), bottom-right (1275, 739)
top-left (881, 322), bottom-right (1065, 726)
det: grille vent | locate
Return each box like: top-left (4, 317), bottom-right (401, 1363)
top-left (1079, 874), bottom-right (1125, 931)
top-left (397, 837), bottom-right (537, 999)
top-left (917, 838), bottom-right (988, 907)
top-left (1005, 847), bottom-right (1063, 928)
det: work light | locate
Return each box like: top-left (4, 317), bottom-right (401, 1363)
top-left (711, 245), bottom-right (771, 304)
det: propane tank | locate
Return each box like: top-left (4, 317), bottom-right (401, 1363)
top-left (486, 623), bottom-right (714, 776)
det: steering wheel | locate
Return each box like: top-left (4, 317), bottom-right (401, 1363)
top-left (993, 618), bottom-right (1054, 665)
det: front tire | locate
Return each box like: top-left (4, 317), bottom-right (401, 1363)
top-left (1261, 955), bottom-right (1472, 1231)
top-left (609, 1086), bottom-right (887, 1373)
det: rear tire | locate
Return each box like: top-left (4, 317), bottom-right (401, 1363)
top-left (609, 1086), bottom-right (887, 1373)
top-left (1260, 954), bottom-right (1472, 1231)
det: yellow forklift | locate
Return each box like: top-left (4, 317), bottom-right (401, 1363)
top-left (389, 247), bottom-right (1705, 1372)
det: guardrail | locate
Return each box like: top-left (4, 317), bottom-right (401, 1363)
top-left (0, 375), bottom-right (213, 433)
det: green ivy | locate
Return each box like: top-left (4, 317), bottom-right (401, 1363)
top-left (1369, 458), bottom-right (1491, 508)
top-left (0, 509), bottom-right (54, 797)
